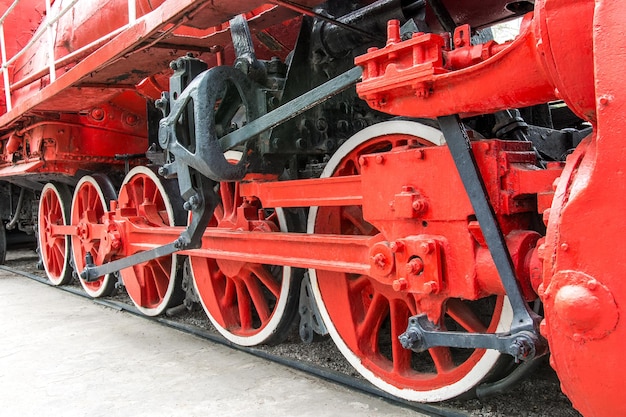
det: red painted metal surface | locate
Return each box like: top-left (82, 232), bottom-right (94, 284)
top-left (2, 0), bottom-right (624, 414)
top-left (353, 0), bottom-right (621, 414)
top-left (356, 2), bottom-right (595, 120)
top-left (67, 137), bottom-right (555, 320)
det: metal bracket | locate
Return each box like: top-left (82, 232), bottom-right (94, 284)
top-left (298, 272), bottom-right (328, 343)
top-left (438, 114), bottom-right (538, 333)
top-left (158, 65), bottom-right (264, 183)
top-left (230, 14), bottom-right (267, 83)
top-left (81, 241), bottom-right (180, 282)
top-left (397, 115), bottom-right (547, 361)
top-left (217, 66), bottom-right (363, 151)
top-left (399, 314), bottom-right (545, 363)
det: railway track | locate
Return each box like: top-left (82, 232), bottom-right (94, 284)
top-left (1, 248), bottom-right (580, 417)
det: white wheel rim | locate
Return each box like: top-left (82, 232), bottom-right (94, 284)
top-left (307, 121), bottom-right (513, 401)
top-left (38, 183), bottom-right (71, 285)
top-left (71, 175), bottom-right (115, 298)
top-left (119, 166), bottom-right (179, 316)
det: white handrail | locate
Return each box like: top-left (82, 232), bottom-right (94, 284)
top-left (0, 0), bottom-right (21, 25)
top-left (45, 0), bottom-right (57, 83)
top-left (0, 23), bottom-right (11, 111)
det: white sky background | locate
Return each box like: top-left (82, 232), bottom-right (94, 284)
top-left (491, 18), bottom-right (522, 43)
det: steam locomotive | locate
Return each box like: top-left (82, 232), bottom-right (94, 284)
top-left (0, 0), bottom-right (620, 416)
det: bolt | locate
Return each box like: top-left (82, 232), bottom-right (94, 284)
top-left (125, 114), bottom-right (139, 126)
top-left (419, 241), bottom-right (434, 255)
top-left (337, 120), bottom-right (350, 132)
top-left (110, 237), bottom-right (122, 250)
top-left (599, 95), bottom-right (611, 106)
top-left (359, 156), bottom-right (368, 167)
top-left (91, 108), bottom-right (105, 121)
top-left (375, 154), bottom-right (385, 164)
top-left (389, 241), bottom-right (404, 253)
top-left (560, 242), bottom-right (569, 251)
top-left (406, 258), bottom-right (424, 275)
top-left (398, 328), bottom-right (420, 349)
top-left (537, 243), bottom-right (546, 260)
top-left (296, 138), bottom-right (307, 150)
top-left (509, 337), bottom-right (531, 362)
top-left (587, 279), bottom-right (598, 290)
top-left (537, 283), bottom-right (545, 297)
top-left (371, 253), bottom-right (387, 269)
top-left (422, 281), bottom-right (438, 294)
top-left (183, 194), bottom-right (201, 211)
top-left (412, 199), bottom-right (427, 213)
top-left (386, 19), bottom-right (401, 45)
top-left (392, 278), bottom-right (408, 291)
top-left (542, 208), bottom-right (551, 226)
top-left (158, 166), bottom-right (169, 177)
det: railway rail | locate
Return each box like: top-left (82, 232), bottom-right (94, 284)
top-left (1, 248), bottom-right (580, 417)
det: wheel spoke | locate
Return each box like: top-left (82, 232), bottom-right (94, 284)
top-left (235, 281), bottom-right (252, 329)
top-left (357, 292), bottom-right (387, 351)
top-left (390, 300), bottom-right (413, 374)
top-left (242, 272), bottom-right (271, 324)
top-left (428, 347), bottom-right (455, 374)
top-left (342, 206), bottom-right (374, 235)
top-left (246, 263), bottom-right (280, 298)
top-left (221, 274), bottom-right (236, 307)
top-left (446, 298), bottom-right (488, 333)
top-left (220, 183), bottom-right (234, 218)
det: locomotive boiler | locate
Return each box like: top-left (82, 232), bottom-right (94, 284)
top-left (0, 0), bottom-right (620, 416)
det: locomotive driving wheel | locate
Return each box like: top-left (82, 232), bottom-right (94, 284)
top-left (70, 174), bottom-right (118, 298)
top-left (117, 166), bottom-right (185, 316)
top-left (38, 183), bottom-right (73, 285)
top-left (308, 121), bottom-right (513, 401)
top-left (189, 154), bottom-right (299, 346)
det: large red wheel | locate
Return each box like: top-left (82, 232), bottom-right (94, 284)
top-left (38, 183), bottom-right (73, 286)
top-left (308, 121), bottom-right (513, 401)
top-left (117, 166), bottom-right (185, 316)
top-left (71, 174), bottom-right (118, 298)
top-left (189, 156), bottom-right (299, 346)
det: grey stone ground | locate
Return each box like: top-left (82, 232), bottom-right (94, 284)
top-left (0, 270), bottom-right (424, 417)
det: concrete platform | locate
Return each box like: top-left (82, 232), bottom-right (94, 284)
top-left (0, 268), bottom-right (427, 417)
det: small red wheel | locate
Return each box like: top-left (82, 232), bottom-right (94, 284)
top-left (71, 174), bottom-right (118, 298)
top-left (309, 121), bottom-right (512, 401)
top-left (117, 166), bottom-right (185, 316)
top-left (38, 183), bottom-right (73, 285)
top-left (189, 154), bottom-right (299, 346)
